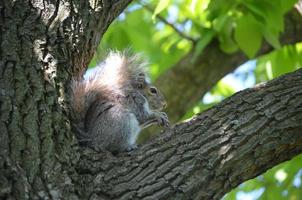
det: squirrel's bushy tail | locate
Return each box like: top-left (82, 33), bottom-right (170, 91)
top-left (70, 51), bottom-right (148, 124)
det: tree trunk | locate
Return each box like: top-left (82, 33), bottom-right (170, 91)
top-left (1, 1), bottom-right (302, 200)
top-left (0, 0), bottom-right (131, 199)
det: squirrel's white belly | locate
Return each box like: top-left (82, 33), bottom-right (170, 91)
top-left (128, 113), bottom-right (141, 145)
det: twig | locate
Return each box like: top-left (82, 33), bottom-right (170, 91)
top-left (137, 1), bottom-right (196, 43)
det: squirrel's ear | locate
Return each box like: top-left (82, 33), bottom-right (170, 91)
top-left (133, 73), bottom-right (146, 89)
top-left (136, 72), bottom-right (146, 83)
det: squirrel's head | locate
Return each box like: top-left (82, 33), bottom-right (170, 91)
top-left (133, 72), bottom-right (167, 111)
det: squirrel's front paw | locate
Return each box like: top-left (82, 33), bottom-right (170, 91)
top-left (156, 112), bottom-right (170, 128)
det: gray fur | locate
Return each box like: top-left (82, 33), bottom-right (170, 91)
top-left (70, 51), bottom-right (169, 153)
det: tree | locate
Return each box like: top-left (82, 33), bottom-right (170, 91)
top-left (0, 1), bottom-right (301, 200)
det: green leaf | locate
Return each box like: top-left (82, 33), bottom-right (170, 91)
top-left (219, 34), bottom-right (238, 54)
top-left (256, 43), bottom-right (302, 80)
top-left (241, 179), bottom-right (264, 192)
top-left (207, 0), bottom-right (235, 20)
top-left (272, 45), bottom-right (301, 77)
top-left (243, 0), bottom-right (284, 34)
top-left (88, 58), bottom-right (97, 68)
top-left (263, 28), bottom-right (281, 49)
top-left (218, 16), bottom-right (238, 53)
top-left (211, 80), bottom-right (236, 97)
top-left (281, 0), bottom-right (298, 12)
top-left (223, 188), bottom-right (237, 200)
top-left (243, 1), bottom-right (267, 19)
top-left (192, 29), bottom-right (215, 61)
top-left (152, 0), bottom-right (171, 21)
top-left (213, 14), bottom-right (229, 31)
top-left (234, 14), bottom-right (262, 58)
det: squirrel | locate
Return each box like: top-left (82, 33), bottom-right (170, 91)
top-left (70, 51), bottom-right (170, 153)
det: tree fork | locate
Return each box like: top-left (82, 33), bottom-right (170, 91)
top-left (1, 0), bottom-right (302, 199)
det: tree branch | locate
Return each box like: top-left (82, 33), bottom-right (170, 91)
top-left (76, 69), bottom-right (302, 199)
top-left (156, 9), bottom-right (302, 122)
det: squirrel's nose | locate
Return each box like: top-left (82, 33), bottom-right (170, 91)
top-left (162, 102), bottom-right (167, 109)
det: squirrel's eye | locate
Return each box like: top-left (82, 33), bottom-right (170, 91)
top-left (149, 87), bottom-right (157, 94)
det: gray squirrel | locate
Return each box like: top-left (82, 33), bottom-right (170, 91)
top-left (70, 51), bottom-right (170, 153)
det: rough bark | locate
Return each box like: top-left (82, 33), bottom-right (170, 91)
top-left (1, 0), bottom-right (302, 200)
top-left (156, 9), bottom-right (302, 122)
top-left (76, 69), bottom-right (302, 200)
top-left (0, 0), bottom-right (131, 199)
